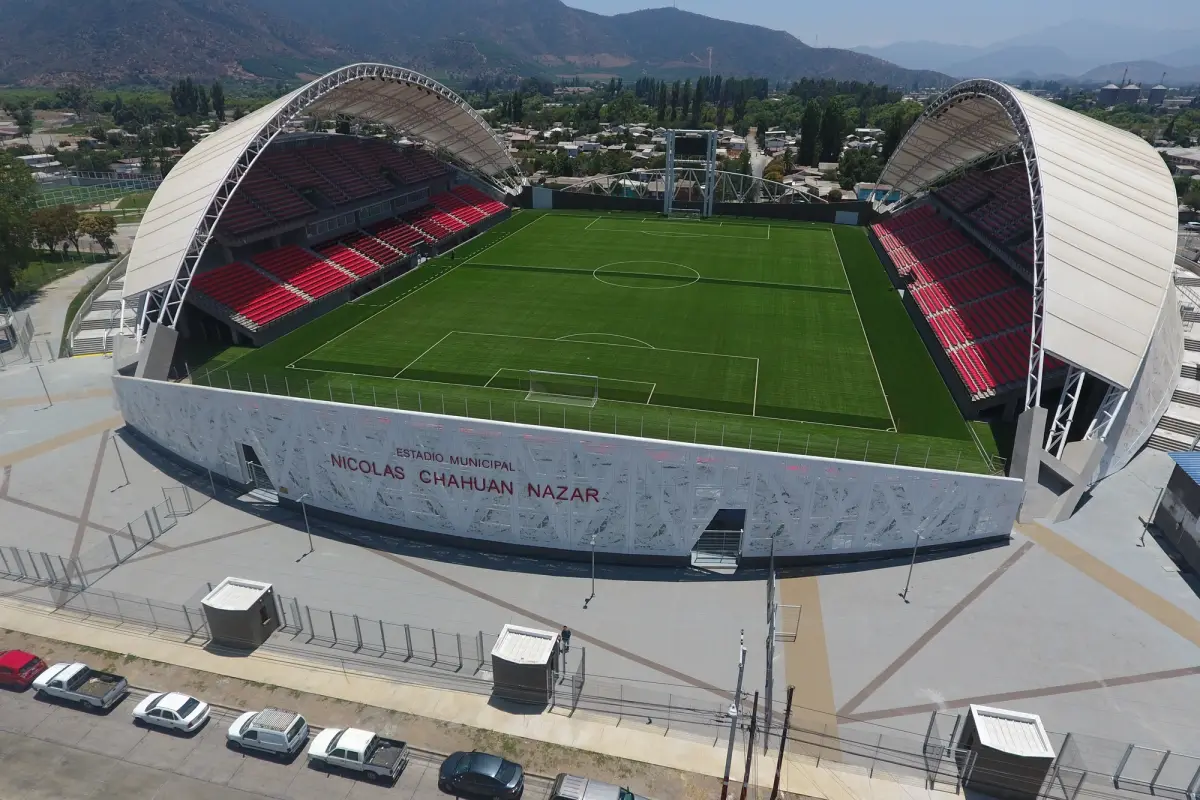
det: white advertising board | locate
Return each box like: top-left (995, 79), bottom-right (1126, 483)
top-left (114, 377), bottom-right (1022, 561)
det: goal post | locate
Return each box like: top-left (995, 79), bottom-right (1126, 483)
top-left (527, 370), bottom-right (600, 407)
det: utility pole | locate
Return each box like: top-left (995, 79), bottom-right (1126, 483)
top-left (738, 691), bottom-right (759, 800)
top-left (720, 630), bottom-right (747, 800)
top-left (764, 534), bottom-right (776, 752)
top-left (769, 686), bottom-right (795, 800)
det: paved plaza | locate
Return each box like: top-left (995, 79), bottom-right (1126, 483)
top-left (3, 351), bottom-right (1200, 770)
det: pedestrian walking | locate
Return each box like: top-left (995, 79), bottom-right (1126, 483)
top-left (561, 625), bottom-right (572, 653)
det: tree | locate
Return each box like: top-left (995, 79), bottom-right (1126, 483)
top-left (818, 97), bottom-right (846, 163)
top-left (29, 206), bottom-right (65, 256)
top-left (55, 84), bottom-right (92, 116)
top-left (827, 188), bottom-right (843, 201)
top-left (12, 103), bottom-right (34, 137)
top-left (837, 148), bottom-right (882, 189)
top-left (79, 214), bottom-right (118, 256)
top-left (881, 104), bottom-right (922, 162)
top-left (798, 100), bottom-right (822, 166)
top-left (0, 151), bottom-right (37, 290)
top-left (669, 81), bottom-right (681, 122)
top-left (656, 86), bottom-right (668, 124)
top-left (211, 81), bottom-right (226, 121)
top-left (58, 205), bottom-right (82, 255)
top-left (782, 147), bottom-right (794, 173)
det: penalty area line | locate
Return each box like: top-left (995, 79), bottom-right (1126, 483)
top-left (393, 330), bottom-right (456, 379)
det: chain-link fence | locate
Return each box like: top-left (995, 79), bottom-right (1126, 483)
top-left (190, 369), bottom-right (998, 475)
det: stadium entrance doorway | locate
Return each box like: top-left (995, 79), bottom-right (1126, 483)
top-left (239, 444), bottom-right (275, 497)
top-left (691, 508), bottom-right (745, 572)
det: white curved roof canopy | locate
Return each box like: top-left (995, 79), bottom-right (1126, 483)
top-left (124, 63), bottom-right (520, 311)
top-left (879, 80), bottom-right (1178, 390)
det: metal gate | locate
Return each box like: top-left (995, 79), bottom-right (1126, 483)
top-left (690, 529), bottom-right (743, 570)
top-left (247, 463), bottom-right (274, 494)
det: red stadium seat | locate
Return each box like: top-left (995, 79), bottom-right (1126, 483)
top-left (190, 263), bottom-right (307, 327)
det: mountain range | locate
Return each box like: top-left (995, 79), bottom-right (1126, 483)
top-left (853, 20), bottom-right (1200, 83)
top-left (0, 0), bottom-right (950, 88)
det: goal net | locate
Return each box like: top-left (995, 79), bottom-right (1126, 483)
top-left (526, 370), bottom-right (600, 407)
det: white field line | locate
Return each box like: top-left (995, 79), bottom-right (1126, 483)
top-left (393, 331), bottom-right (456, 378)
top-left (645, 383), bottom-right (657, 405)
top-left (286, 216), bottom-right (542, 369)
top-left (584, 216), bottom-right (602, 231)
top-left (752, 358), bottom-right (760, 417)
top-left (829, 229), bottom-right (896, 430)
top-left (453, 329), bottom-right (759, 362)
top-left (483, 367), bottom-right (506, 388)
top-left (282, 363), bottom-right (894, 433)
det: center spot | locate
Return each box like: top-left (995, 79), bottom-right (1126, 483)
top-left (592, 261), bottom-right (700, 289)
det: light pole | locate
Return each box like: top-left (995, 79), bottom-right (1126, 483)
top-left (584, 533), bottom-right (596, 608)
top-left (720, 629), bottom-right (747, 800)
top-left (295, 492), bottom-right (314, 562)
top-left (900, 530), bottom-right (921, 603)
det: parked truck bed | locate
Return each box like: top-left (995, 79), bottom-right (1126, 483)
top-left (367, 737), bottom-right (407, 772)
top-left (77, 673), bottom-right (123, 699)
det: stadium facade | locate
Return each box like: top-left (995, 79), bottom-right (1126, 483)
top-left (109, 68), bottom-right (1181, 564)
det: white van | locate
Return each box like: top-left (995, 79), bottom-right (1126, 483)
top-left (227, 708), bottom-right (309, 757)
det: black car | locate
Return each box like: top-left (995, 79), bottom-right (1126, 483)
top-left (439, 751), bottom-right (524, 799)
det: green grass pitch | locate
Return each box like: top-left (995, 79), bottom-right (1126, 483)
top-left (195, 211), bottom-right (1000, 474)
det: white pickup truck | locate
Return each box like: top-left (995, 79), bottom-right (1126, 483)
top-left (32, 662), bottom-right (128, 710)
top-left (307, 727), bottom-right (409, 782)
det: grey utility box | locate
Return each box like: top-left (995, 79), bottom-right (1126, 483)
top-left (201, 577), bottom-right (280, 649)
top-left (490, 624), bottom-right (558, 705)
top-left (958, 705), bottom-right (1056, 800)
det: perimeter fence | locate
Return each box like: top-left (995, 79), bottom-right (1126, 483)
top-left (6, 569), bottom-right (1200, 800)
top-left (0, 485), bottom-right (208, 589)
top-left (190, 369), bottom-right (999, 475)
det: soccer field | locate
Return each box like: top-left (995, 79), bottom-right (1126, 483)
top-left (196, 211), bottom-right (998, 474)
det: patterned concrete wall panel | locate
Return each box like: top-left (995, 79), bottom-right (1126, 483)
top-left (113, 377), bottom-right (1023, 560)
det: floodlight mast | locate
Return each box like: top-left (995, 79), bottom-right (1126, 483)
top-left (663, 130), bottom-right (718, 217)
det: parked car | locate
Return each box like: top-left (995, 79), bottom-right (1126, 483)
top-left (1187, 221), bottom-right (1200, 230)
top-left (32, 662), bottom-right (127, 709)
top-left (227, 708), bottom-right (309, 757)
top-left (551, 774), bottom-right (648, 800)
top-left (132, 691), bottom-right (210, 732)
top-left (307, 726), bottom-right (409, 782)
top-left (439, 751), bottom-right (524, 799)
top-left (0, 650), bottom-right (47, 689)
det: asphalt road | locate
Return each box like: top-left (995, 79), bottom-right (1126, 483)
top-left (0, 685), bottom-right (553, 800)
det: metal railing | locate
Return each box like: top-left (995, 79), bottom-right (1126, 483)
top-left (0, 485), bottom-right (206, 589)
top-left (65, 255), bottom-right (128, 357)
top-left (8, 565), bottom-right (1200, 800)
top-left (190, 369), bottom-right (999, 475)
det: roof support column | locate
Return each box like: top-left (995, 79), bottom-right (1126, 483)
top-left (1045, 366), bottom-right (1085, 458)
top-left (1084, 384), bottom-right (1127, 443)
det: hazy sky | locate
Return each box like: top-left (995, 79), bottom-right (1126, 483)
top-left (559, 0), bottom-right (1196, 48)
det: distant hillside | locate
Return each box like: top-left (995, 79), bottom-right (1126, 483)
top-left (0, 0), bottom-right (343, 85)
top-left (0, 0), bottom-right (950, 88)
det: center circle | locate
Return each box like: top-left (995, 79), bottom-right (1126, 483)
top-left (592, 261), bottom-right (700, 290)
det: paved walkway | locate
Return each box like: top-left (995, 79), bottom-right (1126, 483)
top-left (0, 597), bottom-right (962, 800)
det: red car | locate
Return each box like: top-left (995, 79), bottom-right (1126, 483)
top-left (0, 650), bottom-right (47, 689)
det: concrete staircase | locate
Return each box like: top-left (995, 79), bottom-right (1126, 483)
top-left (70, 271), bottom-right (135, 356)
top-left (1147, 270), bottom-right (1200, 452)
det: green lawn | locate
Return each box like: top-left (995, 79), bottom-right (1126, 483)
top-left (194, 211), bottom-right (997, 474)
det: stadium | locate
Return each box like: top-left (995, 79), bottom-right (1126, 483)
top-left (110, 65), bottom-right (1180, 566)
